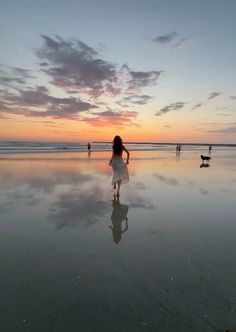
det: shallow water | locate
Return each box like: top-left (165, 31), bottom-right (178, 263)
top-left (0, 148), bottom-right (236, 331)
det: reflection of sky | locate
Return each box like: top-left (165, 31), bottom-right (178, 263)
top-left (0, 150), bottom-right (236, 330)
top-left (0, 149), bottom-right (235, 216)
top-left (50, 188), bottom-right (111, 230)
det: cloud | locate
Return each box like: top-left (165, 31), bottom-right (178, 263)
top-left (207, 126), bottom-right (236, 134)
top-left (127, 70), bottom-right (162, 89)
top-left (216, 112), bottom-right (231, 117)
top-left (156, 102), bottom-right (185, 116)
top-left (0, 100), bottom-right (29, 116)
top-left (6, 86), bottom-right (51, 106)
top-left (230, 95), bottom-right (236, 100)
top-left (26, 101), bottom-right (97, 119)
top-left (152, 32), bottom-right (186, 48)
top-left (192, 103), bottom-right (202, 110)
top-left (173, 37), bottom-right (186, 49)
top-left (0, 113), bottom-right (9, 119)
top-left (84, 109), bottom-right (138, 127)
top-left (0, 85), bottom-right (97, 119)
top-left (117, 94), bottom-right (153, 106)
top-left (37, 35), bottom-right (118, 96)
top-left (208, 92), bottom-right (221, 100)
top-left (0, 65), bottom-right (33, 87)
top-left (39, 62), bottom-right (49, 67)
top-left (153, 32), bottom-right (178, 44)
top-left (1, 35), bottom-right (164, 127)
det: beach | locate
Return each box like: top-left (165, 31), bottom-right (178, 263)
top-left (0, 146), bottom-right (236, 331)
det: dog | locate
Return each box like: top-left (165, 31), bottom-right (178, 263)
top-left (201, 155), bottom-right (211, 163)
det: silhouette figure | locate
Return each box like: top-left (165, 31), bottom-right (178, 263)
top-left (109, 135), bottom-right (130, 196)
top-left (176, 144), bottom-right (181, 157)
top-left (200, 162), bottom-right (210, 168)
top-left (109, 194), bottom-right (129, 244)
top-left (87, 143), bottom-right (91, 156)
top-left (209, 145), bottom-right (212, 154)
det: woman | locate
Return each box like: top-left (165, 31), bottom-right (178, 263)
top-left (109, 136), bottom-right (130, 196)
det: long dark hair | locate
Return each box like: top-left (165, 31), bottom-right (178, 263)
top-left (113, 135), bottom-right (123, 155)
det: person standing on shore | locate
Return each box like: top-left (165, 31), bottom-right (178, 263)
top-left (109, 136), bottom-right (130, 196)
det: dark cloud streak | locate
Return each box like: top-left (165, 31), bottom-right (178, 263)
top-left (153, 32), bottom-right (178, 44)
top-left (156, 102), bottom-right (185, 116)
top-left (208, 92), bottom-right (221, 100)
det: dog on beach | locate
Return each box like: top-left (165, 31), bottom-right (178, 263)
top-left (201, 155), bottom-right (211, 163)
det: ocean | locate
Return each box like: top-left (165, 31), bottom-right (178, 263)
top-left (0, 140), bottom-right (235, 154)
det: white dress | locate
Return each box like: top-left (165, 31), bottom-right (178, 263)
top-left (111, 155), bottom-right (129, 186)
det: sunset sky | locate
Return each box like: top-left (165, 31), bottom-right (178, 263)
top-left (0, 0), bottom-right (236, 143)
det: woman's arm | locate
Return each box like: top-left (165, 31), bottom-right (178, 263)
top-left (109, 152), bottom-right (114, 165)
top-left (123, 146), bottom-right (130, 164)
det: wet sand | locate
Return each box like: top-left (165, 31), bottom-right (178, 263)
top-left (0, 148), bottom-right (236, 331)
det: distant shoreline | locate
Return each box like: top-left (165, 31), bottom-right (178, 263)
top-left (93, 142), bottom-right (236, 147)
top-left (0, 140), bottom-right (235, 148)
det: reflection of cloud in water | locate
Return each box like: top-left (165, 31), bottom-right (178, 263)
top-left (0, 200), bottom-right (13, 213)
top-left (128, 195), bottom-right (154, 209)
top-left (50, 188), bottom-right (110, 230)
top-left (185, 178), bottom-right (212, 195)
top-left (132, 181), bottom-right (146, 190)
top-left (126, 185), bottom-right (154, 209)
top-left (7, 192), bottom-right (40, 206)
top-left (0, 191), bottom-right (40, 213)
top-left (0, 169), bottom-right (93, 193)
top-left (220, 188), bottom-right (236, 193)
top-left (153, 173), bottom-right (178, 186)
top-left (146, 228), bottom-right (165, 238)
top-left (27, 172), bottom-right (93, 193)
top-left (185, 179), bottom-right (195, 187)
top-left (125, 181), bottom-right (154, 209)
top-left (199, 188), bottom-right (209, 195)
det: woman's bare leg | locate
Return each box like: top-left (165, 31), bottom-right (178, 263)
top-left (117, 180), bottom-right (121, 196)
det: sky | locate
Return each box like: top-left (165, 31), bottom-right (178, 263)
top-left (0, 0), bottom-right (236, 143)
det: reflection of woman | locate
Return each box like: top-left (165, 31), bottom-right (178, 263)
top-left (109, 135), bottom-right (130, 196)
top-left (109, 194), bottom-right (129, 244)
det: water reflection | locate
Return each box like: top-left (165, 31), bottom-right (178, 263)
top-left (50, 188), bottom-right (110, 230)
top-left (200, 162), bottom-right (210, 168)
top-left (0, 166), bottom-right (93, 193)
top-left (109, 194), bottom-right (129, 244)
top-left (176, 147), bottom-right (181, 161)
top-left (153, 173), bottom-right (179, 186)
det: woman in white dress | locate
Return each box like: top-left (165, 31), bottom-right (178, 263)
top-left (109, 136), bottom-right (130, 196)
